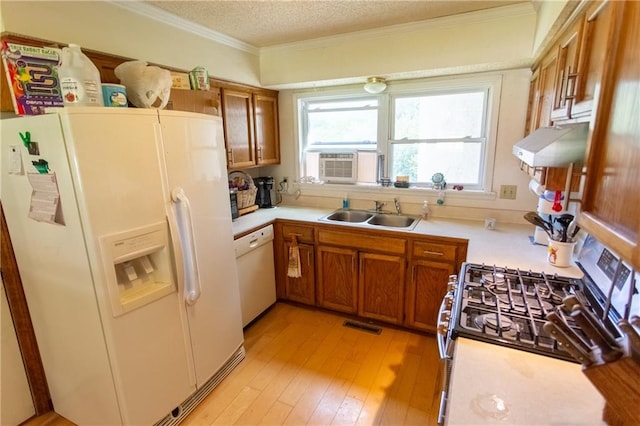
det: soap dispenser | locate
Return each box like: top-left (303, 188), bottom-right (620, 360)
top-left (421, 201), bottom-right (429, 219)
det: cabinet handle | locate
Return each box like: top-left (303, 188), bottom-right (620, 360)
top-left (565, 72), bottom-right (578, 100)
top-left (257, 147), bottom-right (263, 161)
top-left (423, 250), bottom-right (444, 256)
top-left (227, 148), bottom-right (234, 165)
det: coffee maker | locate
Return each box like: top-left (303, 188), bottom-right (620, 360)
top-left (255, 176), bottom-right (277, 208)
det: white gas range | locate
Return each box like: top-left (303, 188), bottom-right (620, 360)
top-left (441, 234), bottom-right (639, 425)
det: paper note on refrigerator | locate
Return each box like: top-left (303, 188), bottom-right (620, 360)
top-left (9, 145), bottom-right (23, 175)
top-left (27, 172), bottom-right (65, 225)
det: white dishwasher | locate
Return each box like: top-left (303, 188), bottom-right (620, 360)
top-left (233, 224), bottom-right (276, 327)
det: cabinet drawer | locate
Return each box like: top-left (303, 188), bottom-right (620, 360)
top-left (281, 223), bottom-right (314, 243)
top-left (318, 230), bottom-right (405, 255)
top-left (412, 240), bottom-right (457, 262)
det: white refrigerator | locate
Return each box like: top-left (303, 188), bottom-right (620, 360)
top-left (0, 107), bottom-right (245, 425)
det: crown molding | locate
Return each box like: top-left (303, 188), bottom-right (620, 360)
top-left (262, 3), bottom-right (535, 53)
top-left (108, 0), bottom-right (259, 55)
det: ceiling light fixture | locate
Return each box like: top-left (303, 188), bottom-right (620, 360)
top-left (363, 77), bottom-right (387, 94)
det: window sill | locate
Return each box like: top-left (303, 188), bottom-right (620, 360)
top-left (297, 182), bottom-right (497, 202)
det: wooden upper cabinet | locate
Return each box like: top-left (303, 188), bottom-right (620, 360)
top-left (221, 87), bottom-right (281, 169)
top-left (83, 51), bottom-right (128, 84)
top-left (254, 93), bottom-right (280, 165)
top-left (551, 19), bottom-right (583, 121)
top-left (220, 88), bottom-right (256, 169)
top-left (168, 88), bottom-right (220, 116)
top-left (579, 0), bottom-right (639, 268)
top-left (572, 0), bottom-right (614, 118)
top-left (535, 51), bottom-right (558, 129)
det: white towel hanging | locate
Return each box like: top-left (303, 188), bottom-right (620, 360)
top-left (287, 235), bottom-right (302, 278)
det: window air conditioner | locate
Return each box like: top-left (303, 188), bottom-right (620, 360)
top-left (318, 152), bottom-right (357, 183)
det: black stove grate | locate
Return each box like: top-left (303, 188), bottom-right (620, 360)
top-left (451, 263), bottom-right (590, 362)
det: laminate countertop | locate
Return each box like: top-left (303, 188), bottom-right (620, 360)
top-left (231, 205), bottom-right (605, 425)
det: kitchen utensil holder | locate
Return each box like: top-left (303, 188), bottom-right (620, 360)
top-left (582, 347), bottom-right (640, 425)
top-left (228, 171), bottom-right (257, 209)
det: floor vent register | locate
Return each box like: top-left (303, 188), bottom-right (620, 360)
top-left (342, 319), bottom-right (382, 335)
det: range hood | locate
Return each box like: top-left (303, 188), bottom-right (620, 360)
top-left (513, 122), bottom-right (589, 167)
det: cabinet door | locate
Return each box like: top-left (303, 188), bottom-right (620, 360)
top-left (405, 260), bottom-right (454, 332)
top-left (524, 69), bottom-right (540, 136)
top-left (254, 93), bottom-right (280, 165)
top-left (572, 0), bottom-right (614, 118)
top-left (221, 88), bottom-right (255, 169)
top-left (551, 20), bottom-right (583, 120)
top-left (316, 245), bottom-right (358, 314)
top-left (358, 252), bottom-right (405, 324)
top-left (580, 0), bottom-right (639, 268)
top-left (168, 88), bottom-right (220, 116)
top-left (283, 242), bottom-right (315, 305)
top-left (535, 52), bottom-right (558, 129)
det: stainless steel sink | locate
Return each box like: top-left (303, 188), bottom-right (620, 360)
top-left (367, 213), bottom-right (418, 228)
top-left (320, 209), bottom-right (420, 230)
top-left (324, 209), bottom-right (373, 223)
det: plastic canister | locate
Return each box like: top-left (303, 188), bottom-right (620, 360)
top-left (58, 44), bottom-right (104, 106)
top-left (101, 84), bottom-right (128, 107)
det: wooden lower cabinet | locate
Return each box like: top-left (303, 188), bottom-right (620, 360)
top-left (358, 252), bottom-right (405, 324)
top-left (283, 241), bottom-right (315, 305)
top-left (316, 245), bottom-right (358, 314)
top-left (274, 221), bottom-right (468, 333)
top-left (405, 259), bottom-right (455, 333)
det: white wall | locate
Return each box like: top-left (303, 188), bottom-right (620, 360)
top-left (260, 4), bottom-right (537, 87)
top-left (532, 0), bottom-right (570, 56)
top-left (0, 1), bottom-right (261, 86)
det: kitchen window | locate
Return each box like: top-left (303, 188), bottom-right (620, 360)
top-left (297, 75), bottom-right (500, 190)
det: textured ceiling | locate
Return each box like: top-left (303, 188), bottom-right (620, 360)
top-left (145, 0), bottom-right (528, 48)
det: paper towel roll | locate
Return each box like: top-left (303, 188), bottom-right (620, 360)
top-left (529, 179), bottom-right (545, 196)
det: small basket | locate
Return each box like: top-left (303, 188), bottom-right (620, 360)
top-left (228, 170), bottom-right (257, 209)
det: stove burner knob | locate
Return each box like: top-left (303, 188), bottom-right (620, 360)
top-left (447, 282), bottom-right (457, 292)
top-left (440, 311), bottom-right (451, 323)
top-left (444, 296), bottom-right (453, 310)
top-left (437, 322), bottom-right (449, 336)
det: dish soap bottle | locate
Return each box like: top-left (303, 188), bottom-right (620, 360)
top-left (58, 44), bottom-right (104, 106)
top-left (342, 194), bottom-right (350, 209)
top-left (421, 200), bottom-right (429, 219)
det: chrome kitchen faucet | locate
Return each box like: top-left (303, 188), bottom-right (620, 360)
top-left (393, 198), bottom-right (402, 214)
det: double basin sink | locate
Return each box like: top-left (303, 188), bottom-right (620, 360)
top-left (319, 209), bottom-right (420, 231)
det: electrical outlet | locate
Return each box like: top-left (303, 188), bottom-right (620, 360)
top-left (499, 185), bottom-right (517, 199)
top-left (279, 177), bottom-right (289, 193)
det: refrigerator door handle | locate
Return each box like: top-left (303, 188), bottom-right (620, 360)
top-left (171, 187), bottom-right (202, 305)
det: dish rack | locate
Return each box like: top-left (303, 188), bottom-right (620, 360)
top-left (228, 170), bottom-right (258, 215)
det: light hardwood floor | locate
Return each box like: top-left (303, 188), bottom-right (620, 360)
top-left (23, 302), bottom-right (443, 426)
